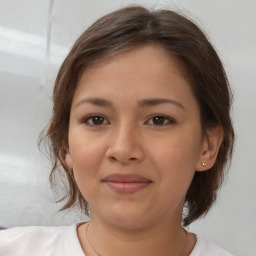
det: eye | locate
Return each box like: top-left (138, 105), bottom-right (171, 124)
top-left (146, 115), bottom-right (174, 126)
top-left (83, 115), bottom-right (109, 126)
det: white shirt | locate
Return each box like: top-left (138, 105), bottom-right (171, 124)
top-left (0, 223), bottom-right (234, 256)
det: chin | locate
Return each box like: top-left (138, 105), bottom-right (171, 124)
top-left (110, 217), bottom-right (149, 230)
top-left (102, 207), bottom-right (159, 231)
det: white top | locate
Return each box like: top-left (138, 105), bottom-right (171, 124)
top-left (0, 223), bottom-right (234, 256)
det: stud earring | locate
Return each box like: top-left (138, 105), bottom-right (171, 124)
top-left (201, 162), bottom-right (207, 167)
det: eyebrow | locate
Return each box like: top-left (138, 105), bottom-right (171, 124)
top-left (138, 98), bottom-right (184, 110)
top-left (75, 97), bottom-right (184, 110)
top-left (75, 98), bottom-right (113, 108)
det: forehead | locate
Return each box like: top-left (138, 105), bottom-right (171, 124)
top-left (72, 45), bottom-right (196, 109)
top-left (78, 45), bottom-right (189, 87)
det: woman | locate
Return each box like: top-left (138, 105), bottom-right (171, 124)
top-left (0, 5), bottom-right (234, 255)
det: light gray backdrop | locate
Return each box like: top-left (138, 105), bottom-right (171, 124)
top-left (0, 0), bottom-right (255, 255)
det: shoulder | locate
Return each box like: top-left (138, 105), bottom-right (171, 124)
top-left (190, 235), bottom-right (235, 256)
top-left (0, 225), bottom-right (64, 255)
top-left (0, 225), bottom-right (62, 240)
top-left (0, 223), bottom-right (85, 256)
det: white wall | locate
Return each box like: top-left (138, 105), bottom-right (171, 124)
top-left (0, 0), bottom-right (255, 255)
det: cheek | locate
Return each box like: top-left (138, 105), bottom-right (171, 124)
top-left (150, 131), bottom-right (201, 189)
top-left (152, 132), bottom-right (201, 168)
top-left (69, 128), bottom-right (105, 169)
top-left (71, 151), bottom-right (100, 203)
top-left (154, 148), bottom-right (195, 188)
top-left (68, 133), bottom-right (106, 196)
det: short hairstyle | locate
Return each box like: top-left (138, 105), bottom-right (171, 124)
top-left (40, 5), bottom-right (234, 226)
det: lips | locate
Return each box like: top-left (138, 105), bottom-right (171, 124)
top-left (102, 174), bottom-right (152, 194)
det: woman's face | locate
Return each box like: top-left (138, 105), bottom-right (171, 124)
top-left (66, 45), bottom-right (208, 229)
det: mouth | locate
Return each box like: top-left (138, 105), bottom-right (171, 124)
top-left (102, 173), bottom-right (152, 194)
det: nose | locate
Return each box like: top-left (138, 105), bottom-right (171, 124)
top-left (105, 124), bottom-right (145, 164)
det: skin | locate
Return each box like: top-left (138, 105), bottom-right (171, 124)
top-left (65, 45), bottom-right (223, 256)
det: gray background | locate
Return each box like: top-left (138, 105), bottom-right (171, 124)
top-left (0, 0), bottom-right (255, 255)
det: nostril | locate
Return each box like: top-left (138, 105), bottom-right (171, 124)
top-left (109, 156), bottom-right (117, 161)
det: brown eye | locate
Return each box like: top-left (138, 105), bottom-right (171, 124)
top-left (152, 116), bottom-right (165, 125)
top-left (84, 115), bottom-right (109, 126)
top-left (147, 115), bottom-right (174, 126)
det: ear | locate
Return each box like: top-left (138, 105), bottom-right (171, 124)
top-left (65, 150), bottom-right (73, 169)
top-left (196, 125), bottom-right (224, 172)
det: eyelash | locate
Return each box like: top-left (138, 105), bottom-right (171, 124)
top-left (81, 114), bottom-right (175, 127)
top-left (146, 115), bottom-right (175, 126)
top-left (81, 114), bottom-right (110, 126)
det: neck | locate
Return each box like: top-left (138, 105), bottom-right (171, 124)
top-left (78, 217), bottom-right (189, 256)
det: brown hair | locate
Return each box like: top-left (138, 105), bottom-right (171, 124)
top-left (40, 5), bottom-right (234, 226)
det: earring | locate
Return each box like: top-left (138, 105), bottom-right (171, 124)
top-left (201, 162), bottom-right (207, 167)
